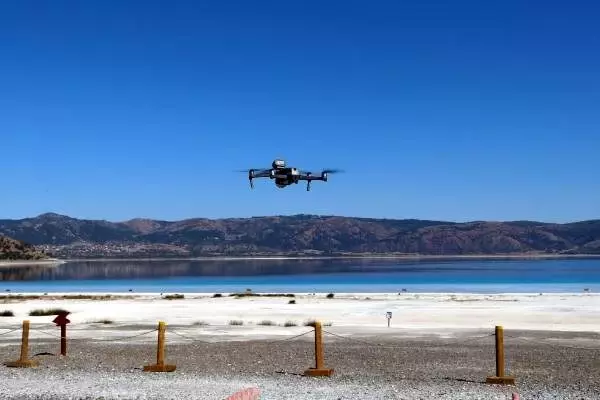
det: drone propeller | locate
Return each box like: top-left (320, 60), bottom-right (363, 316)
top-left (234, 168), bottom-right (270, 190)
top-left (299, 168), bottom-right (345, 175)
top-left (234, 168), bottom-right (270, 173)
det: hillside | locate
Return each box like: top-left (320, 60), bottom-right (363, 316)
top-left (0, 213), bottom-right (599, 258)
top-left (0, 234), bottom-right (49, 261)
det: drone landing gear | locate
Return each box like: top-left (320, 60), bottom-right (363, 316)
top-left (248, 169), bottom-right (255, 189)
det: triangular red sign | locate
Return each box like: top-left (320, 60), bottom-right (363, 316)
top-left (52, 312), bottom-right (71, 326)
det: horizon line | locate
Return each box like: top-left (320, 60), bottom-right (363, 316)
top-left (1, 211), bottom-right (598, 226)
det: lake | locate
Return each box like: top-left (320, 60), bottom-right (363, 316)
top-left (1, 258), bottom-right (600, 293)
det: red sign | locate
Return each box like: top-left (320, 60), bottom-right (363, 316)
top-left (52, 312), bottom-right (70, 326)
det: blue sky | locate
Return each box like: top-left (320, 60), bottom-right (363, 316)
top-left (1, 1), bottom-right (598, 223)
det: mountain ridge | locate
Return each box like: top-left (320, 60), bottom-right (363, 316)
top-left (1, 213), bottom-right (599, 258)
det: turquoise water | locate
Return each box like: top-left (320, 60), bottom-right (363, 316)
top-left (2, 258), bottom-right (600, 293)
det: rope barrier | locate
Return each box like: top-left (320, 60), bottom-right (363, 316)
top-left (167, 328), bottom-right (315, 345)
top-left (266, 329), bottom-right (314, 343)
top-left (322, 329), bottom-right (495, 349)
top-left (2, 318), bottom-right (598, 386)
top-left (9, 322), bottom-right (597, 352)
top-left (432, 332), bottom-right (496, 346)
top-left (78, 328), bottom-right (159, 342)
top-left (5, 321), bottom-right (597, 353)
top-left (30, 328), bottom-right (62, 339)
top-left (168, 329), bottom-right (214, 344)
top-left (323, 329), bottom-right (389, 347)
top-left (27, 326), bottom-right (158, 342)
top-left (0, 328), bottom-right (20, 336)
top-left (505, 333), bottom-right (600, 351)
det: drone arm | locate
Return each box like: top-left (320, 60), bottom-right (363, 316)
top-left (247, 169), bottom-right (272, 189)
top-left (296, 173), bottom-right (325, 191)
top-left (251, 170), bottom-right (272, 178)
top-left (296, 174), bottom-right (323, 181)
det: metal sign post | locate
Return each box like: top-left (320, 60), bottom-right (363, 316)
top-left (52, 312), bottom-right (71, 356)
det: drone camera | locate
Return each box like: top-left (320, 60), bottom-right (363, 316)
top-left (272, 159), bottom-right (286, 169)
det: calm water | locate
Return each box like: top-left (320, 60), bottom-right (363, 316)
top-left (2, 258), bottom-right (600, 293)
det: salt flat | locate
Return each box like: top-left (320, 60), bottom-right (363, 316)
top-left (1, 292), bottom-right (599, 342)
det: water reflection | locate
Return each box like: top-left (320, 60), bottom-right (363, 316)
top-left (1, 258), bottom-right (404, 281)
top-left (1, 258), bottom-right (599, 282)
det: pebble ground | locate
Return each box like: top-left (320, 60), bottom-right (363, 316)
top-left (1, 328), bottom-right (599, 399)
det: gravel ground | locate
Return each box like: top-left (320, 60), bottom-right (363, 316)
top-left (1, 328), bottom-right (600, 399)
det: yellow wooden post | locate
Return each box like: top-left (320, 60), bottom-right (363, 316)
top-left (496, 325), bottom-right (505, 377)
top-left (304, 321), bottom-right (334, 377)
top-left (20, 320), bottom-right (30, 361)
top-left (314, 321), bottom-right (325, 370)
top-left (157, 321), bottom-right (165, 366)
top-left (4, 320), bottom-right (39, 368)
top-left (486, 326), bottom-right (515, 384)
top-left (143, 321), bottom-right (176, 372)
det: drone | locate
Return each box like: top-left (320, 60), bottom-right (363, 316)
top-left (238, 159), bottom-right (343, 191)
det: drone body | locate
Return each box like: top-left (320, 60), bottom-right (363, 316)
top-left (241, 159), bottom-right (341, 191)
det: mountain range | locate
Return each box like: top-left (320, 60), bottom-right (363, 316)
top-left (0, 213), bottom-right (599, 259)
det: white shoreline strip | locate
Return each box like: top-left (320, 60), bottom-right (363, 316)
top-left (1, 292), bottom-right (599, 339)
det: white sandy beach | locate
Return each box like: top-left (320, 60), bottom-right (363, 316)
top-left (0, 259), bottom-right (65, 268)
top-left (1, 292), bottom-right (599, 343)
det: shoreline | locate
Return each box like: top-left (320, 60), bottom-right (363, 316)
top-left (0, 259), bottom-right (65, 268)
top-left (48, 253), bottom-right (600, 262)
top-left (1, 291), bottom-right (599, 335)
top-left (1, 253), bottom-right (599, 266)
top-left (2, 290), bottom-right (599, 296)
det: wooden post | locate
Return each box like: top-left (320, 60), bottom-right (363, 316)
top-left (4, 320), bottom-right (39, 368)
top-left (157, 321), bottom-right (165, 367)
top-left (304, 321), bottom-right (334, 377)
top-left (60, 324), bottom-right (67, 356)
top-left (143, 321), bottom-right (176, 372)
top-left (314, 321), bottom-right (324, 370)
top-left (486, 326), bottom-right (515, 384)
top-left (496, 325), bottom-right (504, 377)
